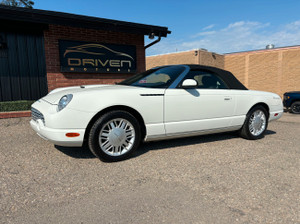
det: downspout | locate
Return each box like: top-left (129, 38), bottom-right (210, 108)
top-left (144, 34), bottom-right (161, 49)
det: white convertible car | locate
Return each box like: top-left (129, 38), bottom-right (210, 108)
top-left (31, 65), bottom-right (283, 161)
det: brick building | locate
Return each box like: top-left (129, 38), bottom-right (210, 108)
top-left (146, 49), bottom-right (224, 70)
top-left (0, 5), bottom-right (170, 101)
top-left (147, 46), bottom-right (300, 97)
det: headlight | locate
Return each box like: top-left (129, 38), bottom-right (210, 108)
top-left (57, 94), bottom-right (73, 112)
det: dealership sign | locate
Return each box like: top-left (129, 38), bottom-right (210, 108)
top-left (59, 40), bottom-right (136, 73)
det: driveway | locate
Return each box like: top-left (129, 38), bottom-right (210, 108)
top-left (0, 113), bottom-right (299, 223)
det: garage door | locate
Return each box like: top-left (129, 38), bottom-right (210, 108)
top-left (0, 30), bottom-right (48, 101)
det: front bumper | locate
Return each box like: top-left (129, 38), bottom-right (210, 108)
top-left (30, 119), bottom-right (85, 147)
top-left (30, 97), bottom-right (96, 147)
top-left (283, 100), bottom-right (289, 108)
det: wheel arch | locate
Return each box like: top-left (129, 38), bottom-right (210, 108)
top-left (239, 102), bottom-right (270, 140)
top-left (291, 99), bottom-right (300, 105)
top-left (248, 102), bottom-right (270, 118)
top-left (83, 105), bottom-right (147, 143)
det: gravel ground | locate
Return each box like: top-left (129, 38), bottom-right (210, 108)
top-left (0, 113), bottom-right (299, 224)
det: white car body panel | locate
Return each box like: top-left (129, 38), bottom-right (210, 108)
top-left (30, 119), bottom-right (85, 147)
top-left (30, 65), bottom-right (283, 147)
top-left (164, 89), bottom-right (235, 134)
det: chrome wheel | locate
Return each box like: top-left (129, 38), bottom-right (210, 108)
top-left (249, 110), bottom-right (267, 136)
top-left (99, 118), bottom-right (135, 156)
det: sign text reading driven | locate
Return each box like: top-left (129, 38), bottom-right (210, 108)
top-left (59, 40), bottom-right (136, 73)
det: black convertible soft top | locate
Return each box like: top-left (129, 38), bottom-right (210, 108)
top-left (186, 64), bottom-right (248, 90)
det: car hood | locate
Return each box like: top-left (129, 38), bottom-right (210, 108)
top-left (42, 84), bottom-right (139, 104)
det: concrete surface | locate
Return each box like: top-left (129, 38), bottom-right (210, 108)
top-left (0, 113), bottom-right (299, 223)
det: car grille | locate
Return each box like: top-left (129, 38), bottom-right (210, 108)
top-left (31, 107), bottom-right (45, 125)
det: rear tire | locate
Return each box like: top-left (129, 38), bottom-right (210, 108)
top-left (290, 101), bottom-right (300, 114)
top-left (239, 106), bottom-right (268, 140)
top-left (88, 110), bottom-right (141, 162)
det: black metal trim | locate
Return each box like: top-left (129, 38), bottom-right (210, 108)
top-left (140, 94), bottom-right (164, 96)
top-left (0, 5), bottom-right (171, 37)
top-left (145, 35), bottom-right (161, 49)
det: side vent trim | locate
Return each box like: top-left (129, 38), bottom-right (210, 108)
top-left (140, 94), bottom-right (164, 96)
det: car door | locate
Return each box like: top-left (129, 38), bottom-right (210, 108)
top-left (164, 70), bottom-right (235, 136)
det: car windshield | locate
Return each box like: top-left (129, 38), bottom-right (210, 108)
top-left (118, 66), bottom-right (186, 88)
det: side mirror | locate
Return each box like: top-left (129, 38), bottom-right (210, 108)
top-left (182, 79), bottom-right (197, 88)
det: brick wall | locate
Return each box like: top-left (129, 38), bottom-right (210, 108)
top-left (146, 50), bottom-right (198, 70)
top-left (225, 47), bottom-right (300, 97)
top-left (223, 54), bottom-right (246, 85)
top-left (44, 24), bottom-right (145, 91)
top-left (198, 50), bottom-right (224, 68)
top-left (146, 49), bottom-right (223, 70)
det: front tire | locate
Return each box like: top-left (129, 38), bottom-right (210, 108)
top-left (239, 106), bottom-right (268, 140)
top-left (88, 111), bottom-right (141, 162)
top-left (290, 101), bottom-right (300, 114)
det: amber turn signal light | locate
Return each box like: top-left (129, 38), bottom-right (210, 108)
top-left (66, 133), bottom-right (80, 137)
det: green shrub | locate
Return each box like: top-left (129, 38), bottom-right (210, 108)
top-left (0, 100), bottom-right (35, 112)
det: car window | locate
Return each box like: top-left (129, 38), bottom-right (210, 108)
top-left (118, 66), bottom-right (185, 88)
top-left (180, 70), bottom-right (228, 89)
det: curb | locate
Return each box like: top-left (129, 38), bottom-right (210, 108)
top-left (0, 111), bottom-right (31, 119)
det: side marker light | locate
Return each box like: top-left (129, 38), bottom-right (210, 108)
top-left (66, 133), bottom-right (80, 137)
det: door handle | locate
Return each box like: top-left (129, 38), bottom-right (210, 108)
top-left (224, 97), bottom-right (232, 101)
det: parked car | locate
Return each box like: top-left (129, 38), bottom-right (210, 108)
top-left (283, 91), bottom-right (300, 114)
top-left (30, 65), bottom-right (283, 161)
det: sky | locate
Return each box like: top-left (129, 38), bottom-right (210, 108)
top-left (34, 0), bottom-right (300, 56)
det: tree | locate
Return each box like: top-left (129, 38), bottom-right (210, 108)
top-left (1, 0), bottom-right (34, 8)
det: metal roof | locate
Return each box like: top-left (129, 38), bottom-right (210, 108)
top-left (0, 5), bottom-right (171, 37)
